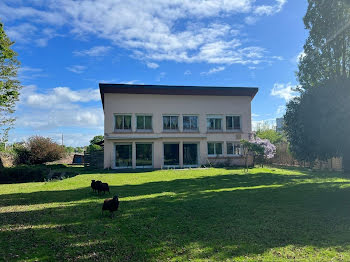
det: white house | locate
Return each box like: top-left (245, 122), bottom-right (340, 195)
top-left (100, 84), bottom-right (258, 169)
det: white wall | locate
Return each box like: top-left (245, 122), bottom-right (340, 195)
top-left (103, 93), bottom-right (253, 169)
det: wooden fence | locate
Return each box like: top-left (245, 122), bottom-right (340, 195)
top-left (84, 150), bottom-right (104, 169)
top-left (271, 143), bottom-right (343, 171)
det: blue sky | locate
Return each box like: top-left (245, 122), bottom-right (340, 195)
top-left (1, 0), bottom-right (307, 146)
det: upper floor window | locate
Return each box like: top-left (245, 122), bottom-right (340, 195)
top-left (163, 116), bottom-right (179, 131)
top-left (115, 115), bottom-right (131, 130)
top-left (137, 115), bottom-right (152, 130)
top-left (207, 116), bottom-right (222, 131)
top-left (226, 116), bottom-right (241, 130)
top-left (183, 116), bottom-right (198, 131)
top-left (227, 142), bottom-right (242, 156)
top-left (208, 142), bottom-right (223, 156)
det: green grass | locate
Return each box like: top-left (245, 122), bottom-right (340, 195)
top-left (1, 167), bottom-right (350, 261)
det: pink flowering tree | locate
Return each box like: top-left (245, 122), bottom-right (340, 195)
top-left (241, 136), bottom-right (276, 170)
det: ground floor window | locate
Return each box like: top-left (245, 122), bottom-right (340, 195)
top-left (208, 142), bottom-right (223, 156)
top-left (136, 143), bottom-right (153, 167)
top-left (183, 143), bottom-right (198, 166)
top-left (115, 144), bottom-right (132, 168)
top-left (164, 143), bottom-right (179, 166)
top-left (227, 142), bottom-right (242, 156)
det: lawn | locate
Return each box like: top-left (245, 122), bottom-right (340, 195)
top-left (1, 167), bottom-right (350, 261)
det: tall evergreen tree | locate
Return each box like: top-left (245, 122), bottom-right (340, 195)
top-left (285, 0), bottom-right (350, 171)
top-left (0, 22), bottom-right (21, 143)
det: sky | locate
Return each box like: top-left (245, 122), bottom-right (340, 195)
top-left (1, 0), bottom-right (307, 147)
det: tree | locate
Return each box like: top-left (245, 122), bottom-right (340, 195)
top-left (285, 78), bottom-right (350, 170)
top-left (87, 135), bottom-right (104, 152)
top-left (0, 22), bottom-right (21, 143)
top-left (28, 136), bottom-right (65, 164)
top-left (285, 0), bottom-right (350, 172)
top-left (13, 136), bottom-right (65, 165)
top-left (298, 0), bottom-right (350, 90)
top-left (241, 137), bottom-right (276, 170)
top-left (256, 128), bottom-right (285, 145)
top-left (90, 135), bottom-right (104, 145)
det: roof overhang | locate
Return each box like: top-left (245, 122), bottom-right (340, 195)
top-left (99, 83), bottom-right (259, 109)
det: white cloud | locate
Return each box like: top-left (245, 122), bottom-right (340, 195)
top-left (6, 23), bottom-right (37, 44)
top-left (120, 80), bottom-right (143, 85)
top-left (296, 51), bottom-right (306, 63)
top-left (1, 0), bottom-right (286, 65)
top-left (271, 83), bottom-right (299, 102)
top-left (73, 46), bottom-right (112, 57)
top-left (201, 66), bottom-right (225, 75)
top-left (245, 16), bottom-right (258, 25)
top-left (254, 0), bottom-right (287, 16)
top-left (276, 105), bottom-right (286, 116)
top-left (146, 62), bottom-right (159, 69)
top-left (245, 0), bottom-right (287, 25)
top-left (18, 66), bottom-right (47, 80)
top-left (21, 85), bottom-right (100, 109)
top-left (184, 70), bottom-right (192, 75)
top-left (14, 85), bottom-right (103, 133)
top-left (16, 108), bottom-right (103, 130)
top-left (66, 65), bottom-right (87, 74)
top-left (156, 72), bottom-right (166, 82)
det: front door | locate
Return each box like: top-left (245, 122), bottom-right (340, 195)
top-left (183, 143), bottom-right (198, 166)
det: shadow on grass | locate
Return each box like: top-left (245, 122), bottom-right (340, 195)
top-left (1, 171), bottom-right (350, 261)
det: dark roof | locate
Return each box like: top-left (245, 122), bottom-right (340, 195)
top-left (99, 83), bottom-right (258, 108)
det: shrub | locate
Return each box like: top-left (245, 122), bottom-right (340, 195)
top-left (0, 165), bottom-right (49, 184)
top-left (27, 136), bottom-right (65, 164)
top-left (13, 143), bottom-right (31, 165)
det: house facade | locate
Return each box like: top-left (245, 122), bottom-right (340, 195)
top-left (100, 84), bottom-right (258, 169)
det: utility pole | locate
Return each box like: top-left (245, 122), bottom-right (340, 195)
top-left (61, 133), bottom-right (64, 146)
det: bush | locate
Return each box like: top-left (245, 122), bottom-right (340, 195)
top-left (13, 143), bottom-right (31, 165)
top-left (0, 165), bottom-right (49, 184)
top-left (28, 136), bottom-right (65, 164)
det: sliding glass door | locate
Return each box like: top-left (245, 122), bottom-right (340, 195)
top-left (115, 144), bottom-right (132, 168)
top-left (136, 143), bottom-right (153, 167)
top-left (183, 143), bottom-right (198, 166)
top-left (164, 143), bottom-right (179, 166)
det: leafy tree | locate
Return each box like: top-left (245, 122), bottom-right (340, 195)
top-left (64, 146), bottom-right (75, 154)
top-left (241, 137), bottom-right (276, 170)
top-left (285, 78), bottom-right (350, 170)
top-left (256, 129), bottom-right (285, 145)
top-left (87, 135), bottom-right (104, 152)
top-left (90, 135), bottom-right (104, 145)
top-left (285, 0), bottom-right (350, 171)
top-left (298, 0), bottom-right (350, 90)
top-left (0, 22), bottom-right (21, 143)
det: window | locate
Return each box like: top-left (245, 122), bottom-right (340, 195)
top-left (183, 116), bottom-right (198, 131)
top-left (115, 115), bottom-right (131, 130)
top-left (115, 144), bottom-right (132, 168)
top-left (137, 115), bottom-right (152, 130)
top-left (226, 116), bottom-right (241, 130)
top-left (208, 142), bottom-right (223, 156)
top-left (227, 142), bottom-right (242, 156)
top-left (164, 143), bottom-right (179, 166)
top-left (163, 116), bottom-right (179, 130)
top-left (136, 143), bottom-right (153, 167)
top-left (207, 116), bottom-right (222, 131)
